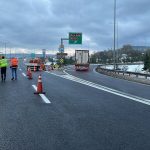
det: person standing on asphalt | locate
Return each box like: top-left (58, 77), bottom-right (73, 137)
top-left (0, 56), bottom-right (8, 82)
top-left (10, 57), bottom-right (18, 80)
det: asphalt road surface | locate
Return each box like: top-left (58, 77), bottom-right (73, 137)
top-left (0, 63), bottom-right (150, 150)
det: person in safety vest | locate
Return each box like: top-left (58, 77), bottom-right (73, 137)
top-left (0, 56), bottom-right (8, 82)
top-left (10, 57), bottom-right (18, 80)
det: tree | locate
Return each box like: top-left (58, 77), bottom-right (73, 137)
top-left (90, 44), bottom-right (145, 64)
top-left (143, 51), bottom-right (150, 71)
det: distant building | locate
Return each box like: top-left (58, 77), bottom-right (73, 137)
top-left (132, 46), bottom-right (150, 51)
top-left (42, 49), bottom-right (46, 58)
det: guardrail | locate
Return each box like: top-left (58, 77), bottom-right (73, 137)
top-left (96, 65), bottom-right (150, 79)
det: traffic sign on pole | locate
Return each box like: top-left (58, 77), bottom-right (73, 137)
top-left (57, 53), bottom-right (67, 59)
top-left (59, 44), bottom-right (64, 53)
top-left (60, 58), bottom-right (64, 64)
top-left (59, 48), bottom-right (64, 53)
top-left (69, 32), bottom-right (82, 44)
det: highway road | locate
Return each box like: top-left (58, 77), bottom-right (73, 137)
top-left (0, 63), bottom-right (150, 150)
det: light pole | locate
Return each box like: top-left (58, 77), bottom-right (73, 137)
top-left (0, 41), bottom-right (9, 57)
top-left (116, 21), bottom-right (119, 66)
top-left (4, 42), bottom-right (6, 57)
top-left (113, 0), bottom-right (116, 70)
top-left (10, 46), bottom-right (12, 59)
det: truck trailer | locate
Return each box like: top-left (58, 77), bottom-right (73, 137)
top-left (75, 50), bottom-right (90, 71)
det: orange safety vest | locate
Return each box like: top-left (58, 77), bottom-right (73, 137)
top-left (10, 58), bottom-right (18, 66)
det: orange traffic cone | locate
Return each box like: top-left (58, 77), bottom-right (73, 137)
top-left (34, 75), bottom-right (45, 94)
top-left (34, 66), bottom-right (36, 72)
top-left (27, 68), bottom-right (30, 76)
top-left (39, 65), bottom-right (42, 71)
top-left (28, 68), bottom-right (32, 79)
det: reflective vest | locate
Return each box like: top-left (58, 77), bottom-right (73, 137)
top-left (0, 59), bottom-right (8, 67)
top-left (10, 58), bottom-right (18, 67)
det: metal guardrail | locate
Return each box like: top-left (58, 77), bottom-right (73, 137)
top-left (97, 65), bottom-right (150, 79)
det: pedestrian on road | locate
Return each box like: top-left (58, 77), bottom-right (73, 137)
top-left (10, 57), bottom-right (18, 80)
top-left (0, 56), bottom-right (8, 82)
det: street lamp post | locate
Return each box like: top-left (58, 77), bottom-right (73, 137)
top-left (113, 0), bottom-right (116, 70)
top-left (4, 42), bottom-right (6, 57)
top-left (116, 21), bottom-right (119, 65)
top-left (0, 41), bottom-right (9, 57)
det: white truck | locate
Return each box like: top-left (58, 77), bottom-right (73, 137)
top-left (75, 50), bottom-right (90, 71)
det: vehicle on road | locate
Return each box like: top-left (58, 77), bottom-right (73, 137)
top-left (75, 50), bottom-right (90, 71)
top-left (25, 58), bottom-right (43, 71)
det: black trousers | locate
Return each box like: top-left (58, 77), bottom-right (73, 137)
top-left (1, 67), bottom-right (6, 81)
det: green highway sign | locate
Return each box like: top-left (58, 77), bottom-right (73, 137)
top-left (69, 32), bottom-right (82, 44)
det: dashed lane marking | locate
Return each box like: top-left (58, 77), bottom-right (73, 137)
top-left (46, 71), bottom-right (150, 106)
top-left (22, 73), bottom-right (26, 77)
top-left (32, 85), bottom-right (51, 104)
top-left (19, 68), bottom-right (22, 71)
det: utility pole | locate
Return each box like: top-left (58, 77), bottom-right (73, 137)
top-left (116, 21), bottom-right (119, 67)
top-left (10, 47), bottom-right (11, 59)
top-left (113, 0), bottom-right (116, 70)
top-left (4, 42), bottom-right (6, 57)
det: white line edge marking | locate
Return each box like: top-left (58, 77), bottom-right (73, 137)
top-left (22, 72), bottom-right (26, 77)
top-left (47, 70), bottom-right (150, 106)
top-left (39, 94), bottom-right (51, 104)
top-left (32, 85), bottom-right (51, 104)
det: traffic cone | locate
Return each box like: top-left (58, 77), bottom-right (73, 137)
top-left (34, 66), bottom-right (36, 72)
top-left (34, 75), bottom-right (45, 94)
top-left (39, 65), bottom-right (42, 71)
top-left (28, 68), bottom-right (32, 79)
top-left (27, 68), bottom-right (30, 76)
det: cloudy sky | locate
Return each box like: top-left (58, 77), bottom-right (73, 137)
top-left (0, 0), bottom-right (150, 54)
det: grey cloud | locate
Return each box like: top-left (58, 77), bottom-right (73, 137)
top-left (0, 0), bottom-right (150, 52)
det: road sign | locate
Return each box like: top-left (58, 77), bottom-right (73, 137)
top-left (57, 53), bottom-right (67, 59)
top-left (60, 58), bottom-right (64, 64)
top-left (59, 44), bottom-right (64, 53)
top-left (69, 32), bottom-right (82, 44)
top-left (59, 47), bottom-right (64, 53)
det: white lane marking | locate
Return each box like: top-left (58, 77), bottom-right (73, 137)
top-left (39, 94), bottom-right (51, 104)
top-left (22, 73), bottom-right (26, 77)
top-left (65, 68), bottom-right (74, 71)
top-left (93, 67), bottom-right (100, 74)
top-left (47, 71), bottom-right (150, 106)
top-left (32, 85), bottom-right (51, 104)
top-left (19, 68), bottom-right (22, 71)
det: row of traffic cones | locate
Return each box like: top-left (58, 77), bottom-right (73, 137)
top-left (27, 67), bottom-right (45, 94)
